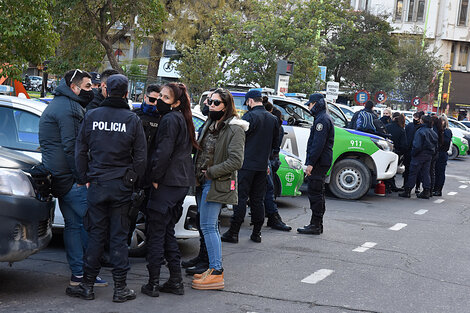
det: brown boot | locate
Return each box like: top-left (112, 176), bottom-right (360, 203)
top-left (193, 268), bottom-right (211, 280)
top-left (192, 268), bottom-right (224, 290)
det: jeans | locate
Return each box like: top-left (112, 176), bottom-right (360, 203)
top-left (58, 183), bottom-right (88, 276)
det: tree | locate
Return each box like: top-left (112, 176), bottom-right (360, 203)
top-left (0, 0), bottom-right (59, 78)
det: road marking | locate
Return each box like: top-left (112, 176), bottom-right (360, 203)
top-left (434, 199), bottom-right (445, 204)
top-left (389, 223), bottom-right (407, 231)
top-left (448, 192), bottom-right (458, 196)
top-left (414, 209), bottom-right (428, 215)
top-left (459, 185), bottom-right (468, 189)
top-left (301, 269), bottom-right (334, 284)
top-left (353, 242), bottom-right (377, 252)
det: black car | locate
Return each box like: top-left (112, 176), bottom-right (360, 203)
top-left (0, 147), bottom-right (53, 264)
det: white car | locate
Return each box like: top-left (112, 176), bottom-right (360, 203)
top-left (0, 95), bottom-right (198, 257)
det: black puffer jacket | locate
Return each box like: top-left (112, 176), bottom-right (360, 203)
top-left (86, 88), bottom-right (105, 112)
top-left (385, 121), bottom-right (407, 156)
top-left (39, 79), bottom-right (89, 197)
top-left (306, 99), bottom-right (335, 168)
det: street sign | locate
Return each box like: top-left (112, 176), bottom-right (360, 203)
top-left (318, 66), bottom-right (327, 81)
top-left (412, 97), bottom-right (421, 107)
top-left (276, 75), bottom-right (290, 94)
top-left (375, 91), bottom-right (387, 104)
top-left (354, 89), bottom-right (370, 105)
top-left (326, 81), bottom-right (339, 102)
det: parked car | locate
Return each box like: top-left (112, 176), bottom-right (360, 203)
top-left (0, 147), bottom-right (54, 263)
top-left (0, 95), bottom-right (199, 257)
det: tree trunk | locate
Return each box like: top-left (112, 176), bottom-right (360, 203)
top-left (99, 37), bottom-right (124, 74)
top-left (147, 34), bottom-right (164, 83)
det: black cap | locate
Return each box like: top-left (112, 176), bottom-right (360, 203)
top-left (107, 74), bottom-right (128, 97)
top-left (305, 93), bottom-right (324, 106)
top-left (90, 72), bottom-right (101, 84)
top-left (245, 90), bottom-right (262, 102)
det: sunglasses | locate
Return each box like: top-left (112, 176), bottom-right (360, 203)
top-left (208, 99), bottom-right (224, 107)
top-left (70, 69), bottom-right (83, 84)
top-left (147, 96), bottom-right (157, 103)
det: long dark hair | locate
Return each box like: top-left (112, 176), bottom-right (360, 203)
top-left (392, 112), bottom-right (405, 129)
top-left (212, 88), bottom-right (237, 121)
top-left (436, 116), bottom-right (446, 146)
top-left (163, 83), bottom-right (199, 149)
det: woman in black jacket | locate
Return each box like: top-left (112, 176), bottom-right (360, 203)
top-left (385, 113), bottom-right (407, 192)
top-left (142, 83), bottom-right (198, 297)
top-left (433, 115), bottom-right (453, 196)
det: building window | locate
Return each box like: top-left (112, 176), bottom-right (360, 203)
top-left (395, 0), bottom-right (404, 21)
top-left (357, 0), bottom-right (369, 11)
top-left (450, 43), bottom-right (455, 67)
top-left (458, 0), bottom-right (469, 26)
top-left (459, 45), bottom-right (469, 68)
top-left (416, 0), bottom-right (426, 21)
top-left (407, 0), bottom-right (415, 22)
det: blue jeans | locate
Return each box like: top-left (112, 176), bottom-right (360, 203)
top-left (197, 180), bottom-right (223, 271)
top-left (58, 183), bottom-right (88, 276)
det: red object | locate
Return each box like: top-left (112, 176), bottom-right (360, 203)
top-left (374, 181), bottom-right (386, 196)
top-left (354, 89), bottom-right (370, 105)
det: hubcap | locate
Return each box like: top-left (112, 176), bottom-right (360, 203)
top-left (337, 168), bottom-right (361, 193)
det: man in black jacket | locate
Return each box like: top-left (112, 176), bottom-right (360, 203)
top-left (67, 74), bottom-right (146, 302)
top-left (298, 93), bottom-right (334, 235)
top-left (221, 90), bottom-right (280, 243)
top-left (402, 111), bottom-right (424, 187)
top-left (86, 69), bottom-right (119, 112)
top-left (39, 69), bottom-right (105, 286)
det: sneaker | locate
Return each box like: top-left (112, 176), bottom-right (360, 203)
top-left (192, 268), bottom-right (224, 290)
top-left (70, 275), bottom-right (109, 287)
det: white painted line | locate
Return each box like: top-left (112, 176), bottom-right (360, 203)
top-left (448, 192), bottom-right (458, 196)
top-left (389, 223), bottom-right (407, 231)
top-left (414, 209), bottom-right (428, 215)
top-left (353, 242), bottom-right (377, 252)
top-left (301, 269), bottom-right (334, 284)
top-left (459, 185), bottom-right (468, 189)
top-left (434, 199), bottom-right (445, 204)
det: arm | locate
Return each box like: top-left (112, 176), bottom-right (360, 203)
top-left (132, 117), bottom-right (147, 181)
top-left (58, 103), bottom-right (83, 182)
top-left (207, 127), bottom-right (245, 179)
top-left (306, 120), bottom-right (329, 167)
top-left (150, 115), bottom-right (179, 184)
top-left (271, 118), bottom-right (280, 158)
top-left (74, 117), bottom-right (88, 184)
top-left (242, 112), bottom-right (254, 136)
top-left (411, 130), bottom-right (423, 157)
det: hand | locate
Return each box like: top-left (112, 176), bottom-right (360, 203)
top-left (267, 167), bottom-right (270, 175)
top-left (152, 182), bottom-right (159, 190)
top-left (202, 170), bottom-right (209, 179)
top-left (86, 182), bottom-right (90, 189)
top-left (305, 165), bottom-right (313, 176)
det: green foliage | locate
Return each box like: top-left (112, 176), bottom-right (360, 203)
top-left (0, 0), bottom-right (59, 78)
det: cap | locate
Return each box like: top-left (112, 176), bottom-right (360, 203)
top-left (245, 90), bottom-right (262, 102)
top-left (90, 72), bottom-right (101, 84)
top-left (107, 74), bottom-right (128, 96)
top-left (305, 93), bottom-right (324, 106)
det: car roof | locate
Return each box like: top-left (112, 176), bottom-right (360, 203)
top-left (0, 95), bottom-right (47, 116)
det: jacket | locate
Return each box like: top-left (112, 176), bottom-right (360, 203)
top-left (38, 79), bottom-right (87, 197)
top-left (385, 121), bottom-right (407, 156)
top-left (75, 97), bottom-right (147, 183)
top-left (196, 116), bottom-right (248, 204)
top-left (356, 108), bottom-right (378, 133)
top-left (405, 121), bottom-right (420, 150)
top-left (306, 100), bottom-right (335, 168)
top-left (411, 124), bottom-right (438, 157)
top-left (149, 110), bottom-right (195, 187)
top-left (86, 88), bottom-right (105, 112)
top-left (241, 106), bottom-right (279, 171)
top-left (438, 128), bottom-right (453, 152)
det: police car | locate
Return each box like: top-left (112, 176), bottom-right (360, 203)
top-left (199, 90), bottom-right (398, 200)
top-left (0, 95), bottom-right (198, 257)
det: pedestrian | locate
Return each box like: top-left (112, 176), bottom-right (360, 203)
top-left (191, 88), bottom-right (248, 290)
top-left (67, 74), bottom-right (146, 302)
top-left (380, 108), bottom-right (392, 125)
top-left (433, 115), bottom-right (453, 196)
top-left (399, 115), bottom-right (438, 199)
top-left (428, 115), bottom-right (440, 194)
top-left (142, 83), bottom-right (198, 297)
top-left (39, 69), bottom-right (107, 287)
top-left (90, 72), bottom-right (101, 89)
top-left (298, 93), bottom-right (334, 235)
top-left (262, 96), bottom-right (291, 231)
top-left (221, 89), bottom-right (279, 243)
top-left (402, 111), bottom-right (425, 188)
top-left (86, 69), bottom-right (119, 112)
top-left (352, 100), bottom-right (378, 133)
top-left (384, 112), bottom-right (407, 192)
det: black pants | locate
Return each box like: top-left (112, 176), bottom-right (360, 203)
top-left (232, 169), bottom-right (267, 225)
top-left (306, 166), bottom-right (329, 219)
top-left (146, 185), bottom-right (188, 271)
top-left (435, 151), bottom-right (448, 190)
top-left (402, 152), bottom-right (411, 187)
top-left (406, 154), bottom-right (432, 190)
top-left (84, 179), bottom-right (132, 276)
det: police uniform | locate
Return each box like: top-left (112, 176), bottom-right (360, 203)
top-left (67, 74), bottom-right (146, 302)
top-left (298, 94), bottom-right (334, 235)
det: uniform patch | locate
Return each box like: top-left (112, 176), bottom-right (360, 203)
top-left (316, 123), bottom-right (323, 131)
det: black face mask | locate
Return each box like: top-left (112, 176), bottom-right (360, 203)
top-left (413, 119), bottom-right (420, 125)
top-left (209, 110), bottom-right (225, 121)
top-left (156, 98), bottom-right (172, 115)
top-left (78, 88), bottom-right (94, 105)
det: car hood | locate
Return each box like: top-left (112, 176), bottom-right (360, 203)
top-left (0, 147), bottom-right (39, 170)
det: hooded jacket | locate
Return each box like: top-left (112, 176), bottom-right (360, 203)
top-left (39, 79), bottom-right (89, 197)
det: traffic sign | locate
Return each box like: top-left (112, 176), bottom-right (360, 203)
top-left (354, 90), bottom-right (370, 105)
top-left (326, 81), bottom-right (339, 102)
top-left (412, 97), bottom-right (421, 107)
top-left (375, 91), bottom-right (387, 104)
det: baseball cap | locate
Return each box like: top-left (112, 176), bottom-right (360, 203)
top-left (244, 90), bottom-right (262, 102)
top-left (305, 93), bottom-right (324, 106)
top-left (107, 74), bottom-right (128, 97)
top-left (90, 72), bottom-right (101, 84)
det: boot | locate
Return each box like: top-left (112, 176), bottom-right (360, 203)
top-left (185, 236), bottom-right (209, 275)
top-left (266, 212), bottom-right (292, 231)
top-left (182, 236), bottom-right (207, 268)
top-left (192, 268), bottom-right (224, 290)
top-left (297, 216), bottom-right (322, 235)
top-left (159, 267), bottom-right (184, 295)
top-left (141, 265), bottom-right (160, 297)
top-left (66, 272), bottom-right (96, 300)
top-left (417, 188), bottom-right (431, 199)
top-left (221, 222), bottom-right (241, 243)
top-left (433, 188), bottom-right (442, 197)
top-left (112, 272), bottom-right (136, 303)
top-left (250, 223), bottom-right (263, 243)
top-left (399, 187), bottom-right (412, 198)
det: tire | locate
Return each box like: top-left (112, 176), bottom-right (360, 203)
top-left (128, 211), bottom-right (147, 257)
top-left (328, 158), bottom-right (371, 200)
top-left (449, 144), bottom-right (459, 160)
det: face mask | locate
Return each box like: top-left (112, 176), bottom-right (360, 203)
top-left (142, 101), bottom-right (157, 115)
top-left (78, 88), bottom-right (94, 104)
top-left (209, 110), bottom-right (225, 121)
top-left (156, 98), bottom-right (172, 115)
top-left (413, 119), bottom-right (419, 125)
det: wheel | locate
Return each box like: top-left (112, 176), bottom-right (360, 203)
top-left (328, 159), bottom-right (371, 200)
top-left (128, 211), bottom-right (147, 257)
top-left (449, 144), bottom-right (459, 160)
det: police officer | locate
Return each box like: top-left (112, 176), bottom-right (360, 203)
top-left (86, 69), bottom-right (119, 112)
top-left (67, 74), bottom-right (147, 302)
top-left (298, 93), bottom-right (334, 235)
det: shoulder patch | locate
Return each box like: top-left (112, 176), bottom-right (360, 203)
top-left (316, 123), bottom-right (323, 131)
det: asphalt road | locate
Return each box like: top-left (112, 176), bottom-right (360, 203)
top-left (1, 157), bottom-right (470, 313)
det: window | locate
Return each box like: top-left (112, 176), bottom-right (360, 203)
top-left (450, 43), bottom-right (455, 67)
top-left (458, 45), bottom-right (469, 68)
top-left (416, 0), bottom-right (426, 21)
top-left (0, 107), bottom-right (40, 152)
top-left (458, 0), bottom-right (469, 26)
top-left (395, 0), bottom-right (404, 21)
top-left (407, 0), bottom-right (415, 22)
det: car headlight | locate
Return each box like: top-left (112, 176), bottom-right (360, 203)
top-left (284, 155), bottom-right (302, 170)
top-left (371, 137), bottom-right (393, 152)
top-left (0, 169), bottom-right (35, 197)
